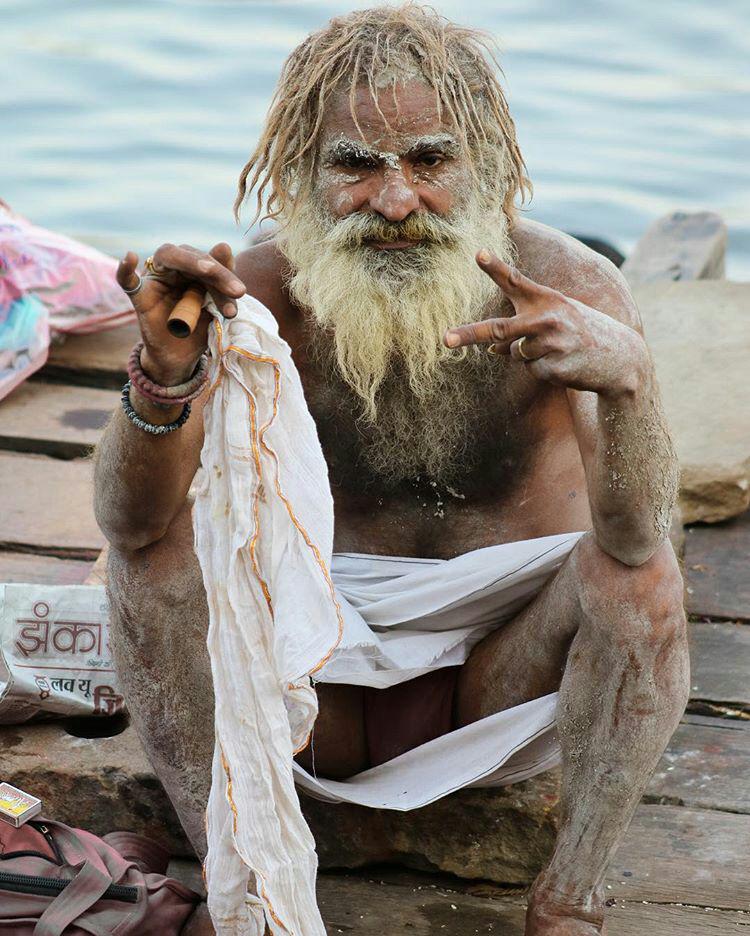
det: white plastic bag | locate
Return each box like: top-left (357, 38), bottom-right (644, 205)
top-left (0, 583), bottom-right (122, 724)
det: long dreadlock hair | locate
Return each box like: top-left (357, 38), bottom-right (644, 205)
top-left (234, 3), bottom-right (531, 227)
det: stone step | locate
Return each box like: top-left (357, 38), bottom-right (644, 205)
top-left (3, 714), bottom-right (746, 884)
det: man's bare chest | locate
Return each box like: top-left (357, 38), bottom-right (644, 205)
top-left (297, 359), bottom-right (589, 558)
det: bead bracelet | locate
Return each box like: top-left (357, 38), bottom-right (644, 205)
top-left (121, 381), bottom-right (191, 435)
top-left (127, 342), bottom-right (209, 407)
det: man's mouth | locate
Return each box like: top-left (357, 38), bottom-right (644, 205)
top-left (366, 239), bottom-right (422, 250)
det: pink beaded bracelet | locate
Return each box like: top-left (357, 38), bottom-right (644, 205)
top-left (127, 342), bottom-right (209, 407)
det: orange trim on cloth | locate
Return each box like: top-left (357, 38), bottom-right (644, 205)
top-left (196, 297), bottom-right (341, 936)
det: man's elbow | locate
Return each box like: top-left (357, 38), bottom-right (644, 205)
top-left (94, 505), bottom-right (169, 555)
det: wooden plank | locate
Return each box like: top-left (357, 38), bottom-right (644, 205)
top-left (622, 210), bottom-right (727, 286)
top-left (0, 452), bottom-right (104, 557)
top-left (0, 382), bottom-right (118, 458)
top-left (0, 551), bottom-right (94, 584)
top-left (647, 717), bottom-right (750, 813)
top-left (43, 323), bottom-right (140, 389)
top-left (319, 875), bottom-right (750, 935)
top-left (170, 871), bottom-right (750, 935)
top-left (689, 622), bottom-right (750, 708)
top-left (171, 860), bottom-right (750, 934)
top-left (685, 510), bottom-right (750, 621)
top-left (83, 544), bottom-right (109, 586)
top-left (605, 899), bottom-right (750, 935)
top-left (608, 804), bottom-right (750, 910)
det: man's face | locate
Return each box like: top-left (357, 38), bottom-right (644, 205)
top-left (278, 75), bottom-right (514, 483)
top-left (315, 79), bottom-right (471, 231)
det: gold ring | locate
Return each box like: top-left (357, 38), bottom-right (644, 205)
top-left (487, 343), bottom-right (502, 356)
top-left (517, 336), bottom-right (532, 361)
top-left (144, 255), bottom-right (168, 277)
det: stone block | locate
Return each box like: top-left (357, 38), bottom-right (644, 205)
top-left (636, 281), bottom-right (750, 523)
top-left (0, 720), bottom-right (192, 855)
top-left (302, 770), bottom-right (561, 885)
top-left (0, 718), bottom-right (558, 883)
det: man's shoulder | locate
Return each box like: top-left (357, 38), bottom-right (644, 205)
top-left (234, 237), bottom-right (292, 319)
top-left (511, 217), bottom-right (641, 331)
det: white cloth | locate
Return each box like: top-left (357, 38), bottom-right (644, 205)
top-left (193, 294), bottom-right (584, 935)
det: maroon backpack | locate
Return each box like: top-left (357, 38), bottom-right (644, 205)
top-left (0, 818), bottom-right (200, 934)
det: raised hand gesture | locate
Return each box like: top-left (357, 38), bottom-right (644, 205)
top-left (444, 250), bottom-right (646, 398)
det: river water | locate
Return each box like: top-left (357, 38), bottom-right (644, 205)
top-left (2, 0), bottom-right (748, 277)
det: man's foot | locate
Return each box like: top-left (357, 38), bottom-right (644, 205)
top-left (526, 902), bottom-right (604, 935)
top-left (525, 883), bottom-right (605, 935)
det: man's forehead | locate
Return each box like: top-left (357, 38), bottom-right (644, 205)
top-left (319, 79), bottom-right (455, 151)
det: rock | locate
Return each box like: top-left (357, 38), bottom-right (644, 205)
top-left (301, 769), bottom-right (561, 885)
top-left (635, 281), bottom-right (750, 524)
top-left (0, 717), bottom-right (558, 884)
top-left (622, 210), bottom-right (727, 286)
top-left (0, 720), bottom-right (192, 855)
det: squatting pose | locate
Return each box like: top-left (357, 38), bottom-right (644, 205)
top-left (95, 6), bottom-right (690, 934)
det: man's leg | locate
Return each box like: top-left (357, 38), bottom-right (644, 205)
top-left (455, 534), bottom-right (690, 935)
top-left (106, 500), bottom-right (367, 860)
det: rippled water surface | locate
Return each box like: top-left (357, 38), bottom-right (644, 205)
top-left (3, 0), bottom-right (748, 276)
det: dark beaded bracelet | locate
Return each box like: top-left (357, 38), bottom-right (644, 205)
top-left (121, 381), bottom-right (191, 435)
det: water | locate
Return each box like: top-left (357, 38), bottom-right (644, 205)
top-left (2, 0), bottom-right (748, 277)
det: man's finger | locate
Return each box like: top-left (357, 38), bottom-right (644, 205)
top-left (117, 251), bottom-right (140, 291)
top-left (209, 242), bottom-right (235, 271)
top-left (208, 243), bottom-right (240, 318)
top-left (509, 334), bottom-right (546, 362)
top-left (153, 244), bottom-right (245, 297)
top-left (444, 312), bottom-right (541, 349)
top-left (476, 250), bottom-right (550, 302)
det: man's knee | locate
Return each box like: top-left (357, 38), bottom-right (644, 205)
top-left (571, 534), bottom-right (686, 647)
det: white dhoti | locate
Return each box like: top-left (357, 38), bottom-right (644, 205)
top-left (297, 538), bottom-right (582, 809)
top-left (193, 295), bottom-right (584, 935)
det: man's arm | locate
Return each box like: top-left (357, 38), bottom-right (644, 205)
top-left (444, 250), bottom-right (679, 567)
top-left (567, 363), bottom-right (679, 566)
top-left (94, 392), bottom-right (208, 552)
top-left (93, 242), bottom-right (246, 552)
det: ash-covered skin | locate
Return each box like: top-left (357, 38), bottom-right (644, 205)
top-left (95, 63), bottom-right (689, 936)
top-left (318, 131), bottom-right (464, 218)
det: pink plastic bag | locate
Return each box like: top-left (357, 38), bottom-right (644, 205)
top-left (0, 199), bottom-right (135, 401)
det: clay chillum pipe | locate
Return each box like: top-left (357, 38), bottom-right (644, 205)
top-left (167, 285), bottom-right (205, 338)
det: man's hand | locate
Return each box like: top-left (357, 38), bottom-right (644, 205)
top-left (117, 242), bottom-right (246, 386)
top-left (444, 250), bottom-right (648, 398)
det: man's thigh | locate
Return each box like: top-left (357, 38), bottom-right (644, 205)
top-left (454, 543), bottom-right (582, 727)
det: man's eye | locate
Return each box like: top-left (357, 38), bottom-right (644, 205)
top-left (418, 153), bottom-right (444, 168)
top-left (340, 155), bottom-right (375, 170)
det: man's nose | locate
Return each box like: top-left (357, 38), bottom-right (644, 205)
top-left (369, 170), bottom-right (420, 222)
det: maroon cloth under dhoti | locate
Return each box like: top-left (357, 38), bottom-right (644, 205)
top-left (363, 666), bottom-right (461, 768)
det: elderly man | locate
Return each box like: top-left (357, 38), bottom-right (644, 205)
top-left (94, 5), bottom-right (689, 934)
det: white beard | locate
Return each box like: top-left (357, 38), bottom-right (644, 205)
top-left (278, 191), bottom-right (517, 483)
